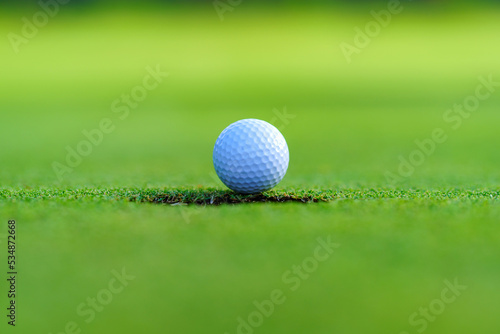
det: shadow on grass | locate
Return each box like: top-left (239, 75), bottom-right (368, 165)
top-left (130, 188), bottom-right (334, 206)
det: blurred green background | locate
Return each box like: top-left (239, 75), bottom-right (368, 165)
top-left (1, 1), bottom-right (500, 334)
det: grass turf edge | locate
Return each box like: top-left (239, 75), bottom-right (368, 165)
top-left (132, 189), bottom-right (334, 205)
top-left (1, 188), bottom-right (499, 205)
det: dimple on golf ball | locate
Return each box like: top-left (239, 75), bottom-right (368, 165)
top-left (213, 119), bottom-right (289, 194)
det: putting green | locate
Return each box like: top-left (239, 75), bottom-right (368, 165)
top-left (1, 7), bottom-right (499, 334)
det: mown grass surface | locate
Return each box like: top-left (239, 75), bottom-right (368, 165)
top-left (0, 188), bottom-right (334, 204)
top-left (2, 187), bottom-right (500, 334)
top-left (1, 7), bottom-right (500, 334)
top-left (1, 188), bottom-right (498, 205)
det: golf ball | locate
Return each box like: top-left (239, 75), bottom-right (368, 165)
top-left (213, 119), bottom-right (289, 194)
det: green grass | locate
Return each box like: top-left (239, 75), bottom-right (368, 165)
top-left (1, 7), bottom-right (500, 334)
top-left (1, 187), bottom-right (499, 205)
top-left (0, 188), bottom-right (336, 205)
top-left (2, 189), bottom-right (500, 334)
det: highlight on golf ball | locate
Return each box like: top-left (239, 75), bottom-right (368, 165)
top-left (213, 119), bottom-right (289, 194)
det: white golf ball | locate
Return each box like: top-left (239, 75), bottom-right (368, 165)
top-left (213, 119), bottom-right (289, 194)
